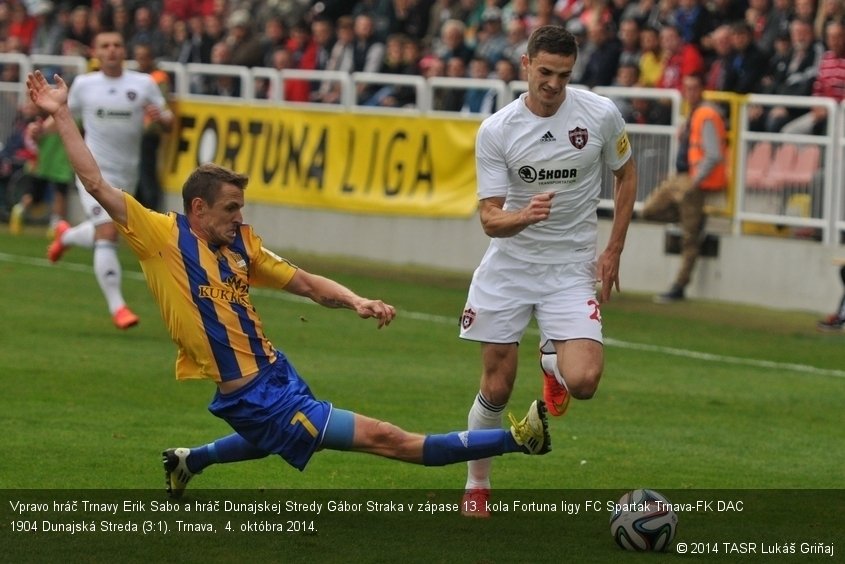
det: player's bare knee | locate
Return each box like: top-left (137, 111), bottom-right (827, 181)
top-left (569, 383), bottom-right (597, 400)
top-left (481, 379), bottom-right (513, 405)
top-left (567, 369), bottom-right (602, 399)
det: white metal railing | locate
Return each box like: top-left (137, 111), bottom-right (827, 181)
top-left (186, 62), bottom-right (254, 100)
top-left (837, 100), bottom-right (845, 238)
top-left (279, 68), bottom-right (355, 109)
top-left (29, 54), bottom-right (88, 77)
top-left (594, 86), bottom-right (683, 212)
top-left (737, 94), bottom-right (837, 243)
top-left (251, 65), bottom-right (281, 103)
top-left (155, 60), bottom-right (189, 98)
top-left (427, 76), bottom-right (508, 117)
top-left (0, 52), bottom-right (32, 78)
top-left (506, 79), bottom-right (528, 101)
top-left (351, 71), bottom-right (428, 113)
top-left (6, 53), bottom-right (845, 245)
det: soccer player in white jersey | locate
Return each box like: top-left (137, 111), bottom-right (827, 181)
top-left (46, 30), bottom-right (172, 329)
top-left (458, 25), bottom-right (637, 517)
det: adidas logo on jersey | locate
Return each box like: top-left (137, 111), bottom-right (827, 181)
top-left (540, 131), bottom-right (556, 143)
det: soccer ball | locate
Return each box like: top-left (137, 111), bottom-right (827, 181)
top-left (609, 489), bottom-right (678, 551)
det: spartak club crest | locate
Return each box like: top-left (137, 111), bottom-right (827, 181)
top-left (460, 308), bottom-right (476, 330)
top-left (568, 127), bottom-right (588, 150)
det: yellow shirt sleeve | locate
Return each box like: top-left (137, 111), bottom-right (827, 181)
top-left (115, 191), bottom-right (174, 260)
top-left (241, 225), bottom-right (298, 289)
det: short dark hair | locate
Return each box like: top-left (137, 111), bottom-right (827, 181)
top-left (93, 29), bottom-right (124, 44)
top-left (527, 25), bottom-right (578, 60)
top-left (182, 163), bottom-right (249, 213)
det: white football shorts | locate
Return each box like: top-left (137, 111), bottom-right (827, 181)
top-left (459, 246), bottom-right (603, 345)
top-left (75, 177), bottom-right (114, 226)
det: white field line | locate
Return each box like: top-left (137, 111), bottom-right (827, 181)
top-left (2, 251), bottom-right (844, 380)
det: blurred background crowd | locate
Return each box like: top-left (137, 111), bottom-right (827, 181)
top-left (0, 0), bottom-right (841, 117)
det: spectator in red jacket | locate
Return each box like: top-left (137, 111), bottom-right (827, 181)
top-left (657, 24), bottom-right (704, 90)
top-left (7, 1), bottom-right (38, 53)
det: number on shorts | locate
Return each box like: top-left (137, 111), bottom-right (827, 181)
top-left (290, 411), bottom-right (318, 437)
top-left (587, 298), bottom-right (602, 322)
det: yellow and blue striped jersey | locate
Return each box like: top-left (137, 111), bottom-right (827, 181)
top-left (116, 193), bottom-right (298, 382)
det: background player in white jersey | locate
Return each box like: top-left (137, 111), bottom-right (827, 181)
top-left (458, 25), bottom-right (637, 517)
top-left (45, 30), bottom-right (172, 329)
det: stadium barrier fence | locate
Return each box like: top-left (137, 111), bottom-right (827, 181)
top-left (1, 53), bottom-right (844, 247)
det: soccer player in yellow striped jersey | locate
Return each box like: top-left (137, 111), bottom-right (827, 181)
top-left (119, 189), bottom-right (291, 384)
top-left (27, 69), bottom-right (553, 497)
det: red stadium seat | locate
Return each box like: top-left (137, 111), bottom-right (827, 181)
top-left (744, 141), bottom-right (772, 190)
top-left (783, 144), bottom-right (821, 189)
top-left (762, 143), bottom-right (799, 191)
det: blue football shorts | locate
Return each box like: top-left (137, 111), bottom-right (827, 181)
top-left (208, 353), bottom-right (332, 471)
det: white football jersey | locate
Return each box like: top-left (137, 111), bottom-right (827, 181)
top-left (475, 88), bottom-right (631, 263)
top-left (68, 70), bottom-right (167, 190)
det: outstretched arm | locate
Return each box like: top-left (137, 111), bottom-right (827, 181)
top-left (284, 269), bottom-right (396, 329)
top-left (26, 71), bottom-right (127, 226)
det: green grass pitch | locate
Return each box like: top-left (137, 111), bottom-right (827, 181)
top-left (0, 229), bottom-right (842, 563)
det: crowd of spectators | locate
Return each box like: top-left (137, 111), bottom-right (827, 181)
top-left (0, 0), bottom-right (844, 122)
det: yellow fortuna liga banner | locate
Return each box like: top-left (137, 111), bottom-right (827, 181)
top-left (161, 101), bottom-right (481, 218)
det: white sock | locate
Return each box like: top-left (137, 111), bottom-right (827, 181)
top-left (93, 240), bottom-right (125, 315)
top-left (465, 393), bottom-right (505, 490)
top-left (541, 353), bottom-right (569, 390)
top-left (62, 220), bottom-right (95, 248)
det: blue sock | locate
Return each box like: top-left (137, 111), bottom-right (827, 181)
top-left (186, 433), bottom-right (269, 473)
top-left (422, 429), bottom-right (521, 466)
